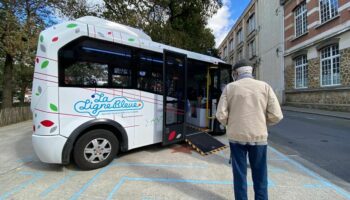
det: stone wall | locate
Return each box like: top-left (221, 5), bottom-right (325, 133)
top-left (307, 58), bottom-right (320, 89)
top-left (340, 48), bottom-right (350, 86)
top-left (284, 45), bottom-right (350, 112)
top-left (285, 90), bottom-right (350, 112)
top-left (285, 62), bottom-right (294, 90)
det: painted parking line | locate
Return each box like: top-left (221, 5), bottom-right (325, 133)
top-left (268, 166), bottom-right (286, 173)
top-left (16, 155), bottom-right (35, 163)
top-left (40, 171), bottom-right (77, 197)
top-left (106, 177), bottom-right (233, 200)
top-left (68, 161), bottom-right (208, 200)
top-left (69, 165), bottom-right (112, 200)
top-left (268, 146), bottom-right (350, 199)
top-left (303, 184), bottom-right (325, 188)
top-left (0, 171), bottom-right (44, 200)
top-left (106, 176), bottom-right (275, 200)
top-left (112, 162), bottom-right (208, 169)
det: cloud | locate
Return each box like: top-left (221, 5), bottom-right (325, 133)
top-left (207, 0), bottom-right (235, 48)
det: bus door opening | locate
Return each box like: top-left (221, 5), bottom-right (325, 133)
top-left (162, 50), bottom-right (187, 146)
top-left (207, 63), bottom-right (232, 134)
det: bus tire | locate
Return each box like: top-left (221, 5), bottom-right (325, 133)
top-left (73, 129), bottom-right (119, 170)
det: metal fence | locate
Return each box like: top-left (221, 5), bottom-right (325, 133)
top-left (0, 106), bottom-right (32, 127)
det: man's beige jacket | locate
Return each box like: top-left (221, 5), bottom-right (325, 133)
top-left (216, 78), bottom-right (283, 143)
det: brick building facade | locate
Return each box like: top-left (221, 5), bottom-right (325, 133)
top-left (282, 0), bottom-right (350, 111)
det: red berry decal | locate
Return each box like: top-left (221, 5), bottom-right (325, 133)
top-left (52, 37), bottom-right (58, 42)
top-left (108, 31), bottom-right (112, 35)
top-left (40, 120), bottom-right (54, 127)
top-left (36, 57), bottom-right (39, 63)
top-left (168, 130), bottom-right (176, 141)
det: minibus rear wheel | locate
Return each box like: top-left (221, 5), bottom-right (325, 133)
top-left (73, 129), bottom-right (119, 170)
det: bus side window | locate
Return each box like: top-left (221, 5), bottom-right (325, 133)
top-left (111, 67), bottom-right (132, 87)
top-left (59, 39), bottom-right (134, 88)
top-left (137, 52), bottom-right (163, 94)
top-left (64, 62), bottom-right (108, 87)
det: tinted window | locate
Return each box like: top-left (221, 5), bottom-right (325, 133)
top-left (59, 38), bottom-right (133, 88)
top-left (65, 62), bottom-right (108, 86)
top-left (137, 52), bottom-right (163, 94)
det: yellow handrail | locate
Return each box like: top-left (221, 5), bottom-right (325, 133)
top-left (206, 67), bottom-right (217, 127)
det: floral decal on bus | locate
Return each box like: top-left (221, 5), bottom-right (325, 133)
top-left (74, 93), bottom-right (144, 116)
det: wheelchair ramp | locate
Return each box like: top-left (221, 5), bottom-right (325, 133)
top-left (185, 132), bottom-right (227, 156)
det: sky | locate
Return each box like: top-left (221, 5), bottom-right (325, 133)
top-left (207, 0), bottom-right (251, 47)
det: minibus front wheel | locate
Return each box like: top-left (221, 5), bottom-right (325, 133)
top-left (73, 129), bottom-right (119, 170)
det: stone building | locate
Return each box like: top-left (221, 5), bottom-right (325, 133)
top-left (218, 0), bottom-right (285, 103)
top-left (282, 0), bottom-right (350, 111)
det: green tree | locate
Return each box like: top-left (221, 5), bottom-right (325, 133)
top-left (103, 0), bottom-right (221, 53)
top-left (0, 1), bottom-right (22, 108)
top-left (0, 0), bottom-right (56, 107)
top-left (56, 0), bottom-right (221, 54)
top-left (54, 0), bottom-right (103, 19)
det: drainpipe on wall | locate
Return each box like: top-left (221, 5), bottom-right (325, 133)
top-left (281, 4), bottom-right (286, 105)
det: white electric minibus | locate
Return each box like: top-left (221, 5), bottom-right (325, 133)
top-left (31, 16), bottom-right (231, 170)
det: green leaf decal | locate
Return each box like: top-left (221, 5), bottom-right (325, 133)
top-left (41, 60), bottom-right (49, 69)
top-left (67, 23), bottom-right (78, 28)
top-left (35, 92), bottom-right (40, 96)
top-left (40, 35), bottom-right (44, 42)
top-left (50, 103), bottom-right (58, 112)
top-left (128, 38), bottom-right (135, 42)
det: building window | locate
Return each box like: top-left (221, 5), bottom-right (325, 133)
top-left (237, 48), bottom-right (243, 60)
top-left (320, 44), bottom-right (340, 86)
top-left (230, 56), bottom-right (234, 65)
top-left (223, 46), bottom-right (227, 58)
top-left (294, 55), bottom-right (308, 88)
top-left (319, 0), bottom-right (339, 23)
top-left (236, 29), bottom-right (243, 45)
top-left (294, 2), bottom-right (308, 37)
top-left (229, 39), bottom-right (234, 52)
top-left (247, 13), bottom-right (256, 34)
top-left (248, 39), bottom-right (256, 59)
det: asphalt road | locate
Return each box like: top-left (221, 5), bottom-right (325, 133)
top-left (269, 110), bottom-right (350, 190)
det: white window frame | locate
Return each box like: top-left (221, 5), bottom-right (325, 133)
top-left (237, 48), bottom-right (243, 60)
top-left (247, 13), bottom-right (256, 34)
top-left (319, 0), bottom-right (339, 24)
top-left (223, 46), bottom-right (227, 58)
top-left (229, 39), bottom-right (233, 52)
top-left (294, 2), bottom-right (308, 37)
top-left (294, 55), bottom-right (308, 89)
top-left (320, 44), bottom-right (341, 87)
top-left (248, 39), bottom-right (256, 59)
top-left (236, 29), bottom-right (243, 45)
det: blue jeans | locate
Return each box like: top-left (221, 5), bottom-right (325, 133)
top-left (229, 143), bottom-right (268, 200)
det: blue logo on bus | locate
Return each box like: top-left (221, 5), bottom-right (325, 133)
top-left (74, 93), bottom-right (144, 116)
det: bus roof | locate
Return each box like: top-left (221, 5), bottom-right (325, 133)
top-left (74, 16), bottom-right (225, 65)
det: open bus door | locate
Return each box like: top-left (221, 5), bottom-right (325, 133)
top-left (184, 62), bottom-right (230, 155)
top-left (207, 62), bottom-right (232, 135)
top-left (162, 50), bottom-right (187, 145)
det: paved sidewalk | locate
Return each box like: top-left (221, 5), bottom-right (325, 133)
top-left (0, 121), bottom-right (350, 199)
top-left (283, 106), bottom-right (350, 120)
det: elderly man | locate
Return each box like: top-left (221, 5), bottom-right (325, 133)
top-left (216, 60), bottom-right (283, 200)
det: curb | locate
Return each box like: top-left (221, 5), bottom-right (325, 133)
top-left (282, 107), bottom-right (350, 120)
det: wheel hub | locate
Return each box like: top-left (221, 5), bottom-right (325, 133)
top-left (84, 138), bottom-right (112, 164)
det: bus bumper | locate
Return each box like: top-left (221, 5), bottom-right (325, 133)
top-left (32, 134), bottom-right (67, 164)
